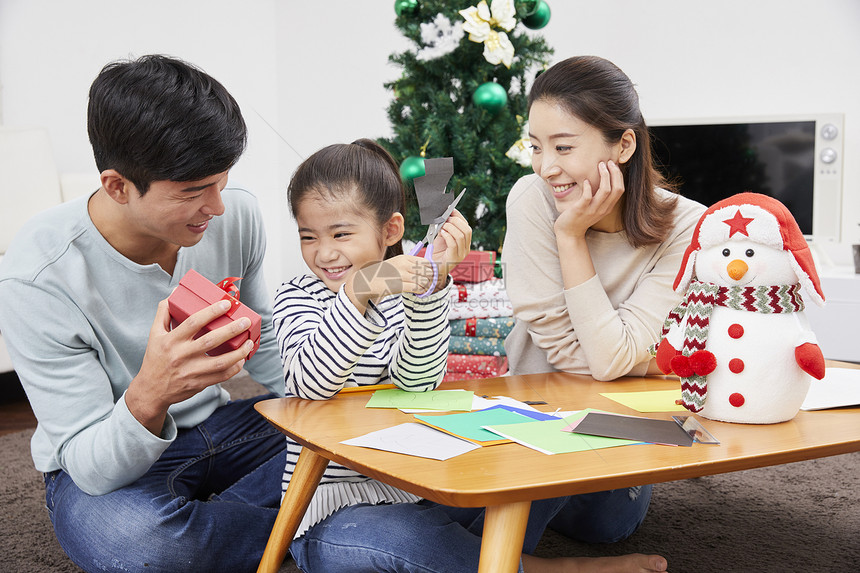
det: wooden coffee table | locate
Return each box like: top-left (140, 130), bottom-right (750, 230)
top-left (255, 364), bottom-right (860, 572)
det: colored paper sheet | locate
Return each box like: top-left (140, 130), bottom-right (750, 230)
top-left (569, 412), bottom-right (693, 447)
top-left (481, 404), bottom-right (560, 422)
top-left (801, 368), bottom-right (860, 410)
top-left (366, 388), bottom-right (474, 411)
top-left (341, 422), bottom-right (480, 460)
top-left (483, 409), bottom-right (640, 455)
top-left (599, 390), bottom-right (688, 412)
top-left (414, 408), bottom-right (534, 444)
top-left (469, 395), bottom-right (545, 414)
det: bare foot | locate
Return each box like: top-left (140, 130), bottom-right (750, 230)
top-left (523, 552), bottom-right (668, 573)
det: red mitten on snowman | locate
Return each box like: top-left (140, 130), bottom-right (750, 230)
top-left (653, 192), bottom-right (826, 424)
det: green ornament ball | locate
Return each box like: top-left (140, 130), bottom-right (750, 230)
top-left (472, 82), bottom-right (508, 115)
top-left (522, 0), bottom-right (551, 29)
top-left (399, 156), bottom-right (426, 181)
top-left (515, 0), bottom-right (539, 18)
top-left (394, 0), bottom-right (419, 17)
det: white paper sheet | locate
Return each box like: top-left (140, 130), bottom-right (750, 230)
top-left (340, 422), bottom-right (480, 460)
top-left (800, 367), bottom-right (860, 410)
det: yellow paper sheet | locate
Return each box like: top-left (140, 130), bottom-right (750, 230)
top-left (599, 389), bottom-right (687, 412)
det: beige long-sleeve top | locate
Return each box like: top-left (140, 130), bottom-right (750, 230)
top-left (502, 174), bottom-right (705, 380)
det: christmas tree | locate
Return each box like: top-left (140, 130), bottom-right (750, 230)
top-left (378, 0), bottom-right (554, 256)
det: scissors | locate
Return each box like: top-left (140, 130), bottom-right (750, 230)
top-left (408, 188), bottom-right (466, 298)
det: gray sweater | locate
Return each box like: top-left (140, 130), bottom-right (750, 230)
top-left (0, 186), bottom-right (284, 495)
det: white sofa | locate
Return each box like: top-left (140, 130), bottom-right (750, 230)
top-left (0, 126), bottom-right (98, 373)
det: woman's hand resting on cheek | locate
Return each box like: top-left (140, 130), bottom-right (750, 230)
top-left (553, 160), bottom-right (625, 289)
top-left (553, 160), bottom-right (625, 240)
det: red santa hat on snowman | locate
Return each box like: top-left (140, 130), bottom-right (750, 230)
top-left (674, 192), bottom-right (825, 306)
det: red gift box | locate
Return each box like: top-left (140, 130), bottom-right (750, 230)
top-left (451, 250), bottom-right (496, 283)
top-left (414, 248), bottom-right (497, 283)
top-left (443, 371), bottom-right (496, 383)
top-left (168, 269), bottom-right (261, 359)
top-left (445, 354), bottom-right (508, 376)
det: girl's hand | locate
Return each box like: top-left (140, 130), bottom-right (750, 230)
top-left (346, 255), bottom-right (436, 311)
top-left (430, 209), bottom-right (472, 287)
top-left (554, 160), bottom-right (625, 240)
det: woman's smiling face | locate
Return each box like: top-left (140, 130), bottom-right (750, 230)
top-left (528, 99), bottom-right (617, 211)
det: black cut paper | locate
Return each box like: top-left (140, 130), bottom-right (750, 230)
top-left (414, 157), bottom-right (456, 225)
top-left (573, 412), bottom-right (694, 447)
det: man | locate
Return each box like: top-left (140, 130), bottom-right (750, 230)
top-left (0, 55), bottom-right (286, 572)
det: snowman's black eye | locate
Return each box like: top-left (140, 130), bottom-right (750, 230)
top-left (745, 249), bottom-right (755, 257)
top-left (722, 248), bottom-right (731, 257)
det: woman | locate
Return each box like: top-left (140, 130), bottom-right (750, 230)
top-left (503, 55), bottom-right (706, 380)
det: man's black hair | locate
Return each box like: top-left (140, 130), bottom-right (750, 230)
top-left (87, 54), bottom-right (247, 194)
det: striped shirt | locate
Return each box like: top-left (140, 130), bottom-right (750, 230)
top-left (272, 274), bottom-right (452, 537)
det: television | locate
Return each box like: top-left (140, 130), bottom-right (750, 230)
top-left (648, 113), bottom-right (844, 242)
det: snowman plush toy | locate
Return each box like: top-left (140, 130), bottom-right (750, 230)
top-left (654, 192), bottom-right (826, 424)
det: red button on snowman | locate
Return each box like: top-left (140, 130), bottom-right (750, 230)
top-left (654, 192), bottom-right (826, 424)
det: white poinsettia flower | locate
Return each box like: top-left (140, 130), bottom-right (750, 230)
top-left (488, 0), bottom-right (517, 31)
top-left (483, 30), bottom-right (514, 68)
top-left (459, 0), bottom-right (517, 67)
top-left (506, 138), bottom-right (532, 167)
top-left (416, 13), bottom-right (465, 61)
top-left (460, 2), bottom-right (492, 42)
top-left (506, 121), bottom-right (532, 167)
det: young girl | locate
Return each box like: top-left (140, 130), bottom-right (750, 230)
top-left (273, 140), bottom-right (666, 573)
top-left (274, 139), bottom-right (470, 401)
top-left (503, 55), bottom-right (707, 381)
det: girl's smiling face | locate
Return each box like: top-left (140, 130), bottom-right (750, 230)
top-left (295, 189), bottom-right (390, 293)
top-left (528, 99), bottom-right (618, 211)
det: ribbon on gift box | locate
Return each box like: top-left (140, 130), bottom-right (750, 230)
top-left (216, 277), bottom-right (242, 314)
top-left (465, 317), bottom-right (476, 337)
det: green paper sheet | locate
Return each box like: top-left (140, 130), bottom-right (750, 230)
top-left (365, 388), bottom-right (474, 411)
top-left (414, 409), bottom-right (534, 443)
top-left (484, 409), bottom-right (640, 455)
top-left (599, 390), bottom-right (688, 412)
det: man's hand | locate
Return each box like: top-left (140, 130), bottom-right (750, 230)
top-left (126, 298), bottom-right (254, 435)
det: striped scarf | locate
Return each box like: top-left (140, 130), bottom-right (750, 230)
top-left (657, 280), bottom-right (805, 412)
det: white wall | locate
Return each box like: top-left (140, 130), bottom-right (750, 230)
top-left (0, 0), bottom-right (287, 289)
top-left (2, 0), bottom-right (859, 294)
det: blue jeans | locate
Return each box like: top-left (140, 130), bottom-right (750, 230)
top-left (44, 394), bottom-right (287, 573)
top-left (290, 484), bottom-right (652, 573)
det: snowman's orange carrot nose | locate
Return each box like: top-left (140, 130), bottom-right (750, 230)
top-left (727, 259), bottom-right (748, 280)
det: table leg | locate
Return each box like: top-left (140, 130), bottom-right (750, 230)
top-left (257, 449), bottom-right (329, 573)
top-left (478, 500), bottom-right (532, 573)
